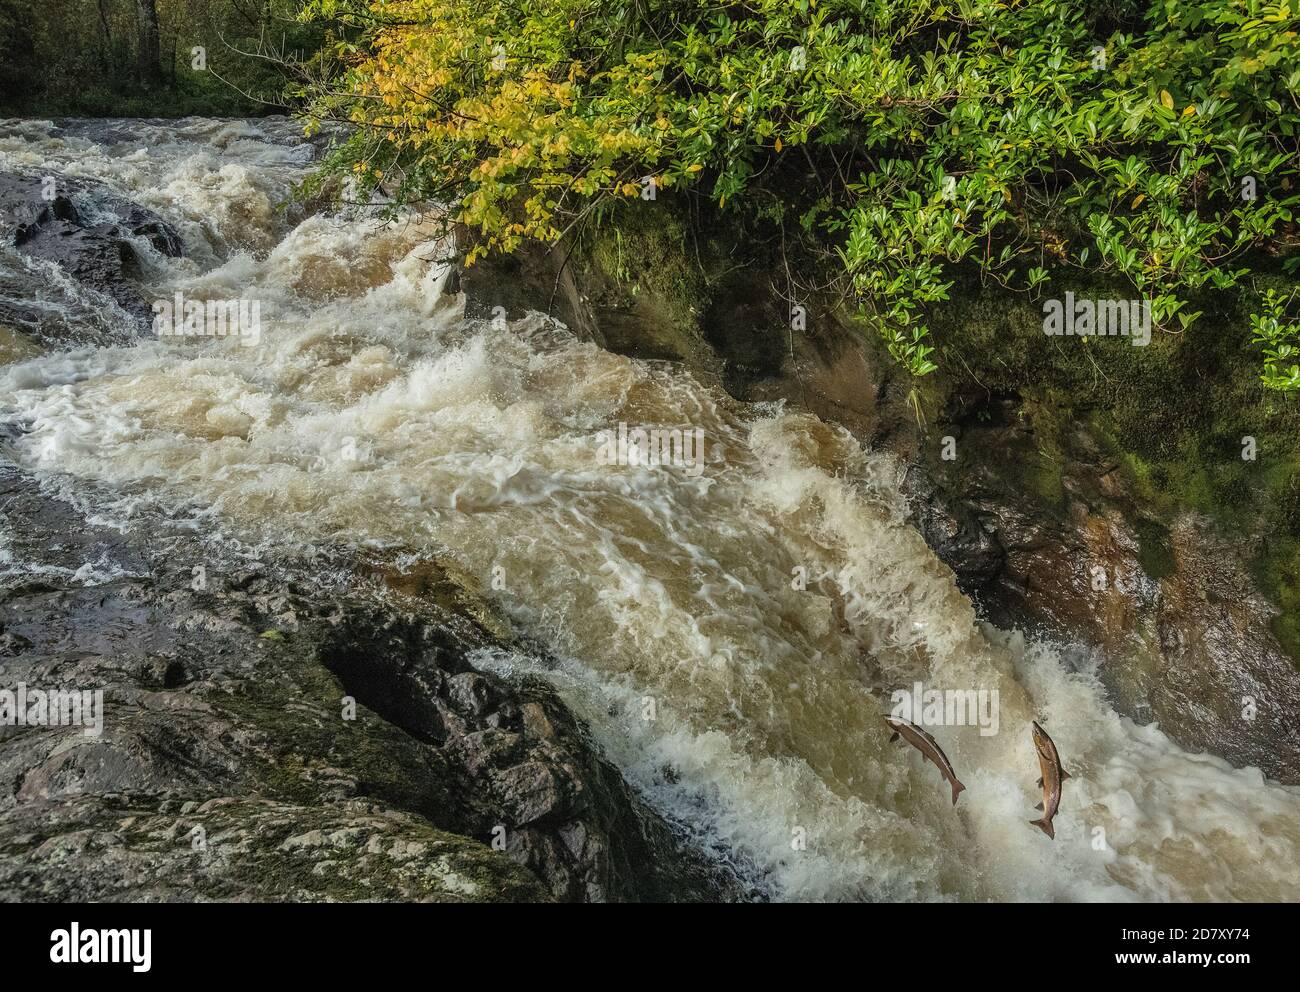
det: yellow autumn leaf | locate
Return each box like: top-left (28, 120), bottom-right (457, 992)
top-left (775, 138), bottom-right (783, 152)
top-left (1183, 105), bottom-right (1196, 116)
top-left (687, 163), bottom-right (703, 172)
top-left (1131, 194), bottom-right (1145, 209)
top-left (1160, 89), bottom-right (1174, 110)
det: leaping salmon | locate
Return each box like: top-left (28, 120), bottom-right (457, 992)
top-left (1029, 720), bottom-right (1071, 839)
top-left (883, 715), bottom-right (967, 806)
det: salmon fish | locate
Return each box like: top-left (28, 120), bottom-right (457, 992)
top-left (1029, 720), bottom-right (1071, 839)
top-left (884, 715), bottom-right (967, 806)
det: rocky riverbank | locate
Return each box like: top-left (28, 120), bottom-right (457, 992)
top-left (0, 464), bottom-right (746, 901)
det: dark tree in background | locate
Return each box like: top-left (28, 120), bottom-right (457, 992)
top-left (135, 0), bottom-right (163, 85)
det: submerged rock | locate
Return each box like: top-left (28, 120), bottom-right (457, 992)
top-left (0, 323), bottom-right (41, 365)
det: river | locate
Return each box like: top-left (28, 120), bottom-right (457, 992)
top-left (1, 116), bottom-right (1297, 901)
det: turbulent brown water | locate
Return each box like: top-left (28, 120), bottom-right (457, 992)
top-left (2, 117), bottom-right (1298, 901)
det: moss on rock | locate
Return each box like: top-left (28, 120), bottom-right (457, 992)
top-left (923, 272), bottom-right (1300, 665)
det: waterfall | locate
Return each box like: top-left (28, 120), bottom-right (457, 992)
top-left (2, 117), bottom-right (1298, 902)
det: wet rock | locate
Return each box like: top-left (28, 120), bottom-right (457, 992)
top-left (1136, 518), bottom-right (1300, 780)
top-left (0, 323), bottom-right (42, 364)
top-left (0, 171), bottom-right (182, 335)
top-left (1, 796), bottom-right (546, 903)
top-left (922, 398), bottom-right (1300, 784)
top-left (901, 470), bottom-right (1005, 596)
top-left (316, 606), bottom-right (743, 902)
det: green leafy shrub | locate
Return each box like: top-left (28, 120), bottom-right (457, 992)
top-left (1252, 286), bottom-right (1300, 391)
top-left (301, 0), bottom-right (1300, 383)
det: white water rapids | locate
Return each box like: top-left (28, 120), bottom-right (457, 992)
top-left (1, 117), bottom-right (1297, 901)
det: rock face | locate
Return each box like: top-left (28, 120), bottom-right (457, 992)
top-left (0, 468), bottom-right (743, 901)
top-left (919, 396), bottom-right (1300, 784)
top-left (313, 604), bottom-right (741, 902)
top-left (0, 171), bottom-right (182, 335)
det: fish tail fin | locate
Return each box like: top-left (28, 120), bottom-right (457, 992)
top-left (1029, 817), bottom-right (1055, 840)
top-left (950, 779), bottom-right (966, 806)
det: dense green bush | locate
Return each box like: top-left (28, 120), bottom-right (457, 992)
top-left (301, 0), bottom-right (1300, 386)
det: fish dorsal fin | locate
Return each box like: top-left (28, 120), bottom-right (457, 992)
top-left (889, 732), bottom-right (900, 743)
top-left (1036, 776), bottom-right (1043, 789)
top-left (1034, 801), bottom-right (1044, 811)
top-left (1061, 770), bottom-right (1071, 781)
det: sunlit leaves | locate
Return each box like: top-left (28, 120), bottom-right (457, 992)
top-left (1252, 288), bottom-right (1300, 392)
top-left (304, 0), bottom-right (1300, 385)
